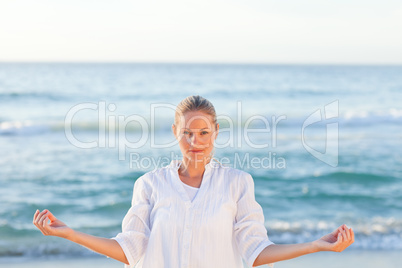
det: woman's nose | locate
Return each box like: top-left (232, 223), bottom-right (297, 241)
top-left (188, 133), bottom-right (202, 146)
top-left (189, 134), bottom-right (197, 145)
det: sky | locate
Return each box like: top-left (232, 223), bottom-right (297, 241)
top-left (0, 0), bottom-right (401, 64)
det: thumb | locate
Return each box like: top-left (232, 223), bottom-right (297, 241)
top-left (331, 225), bottom-right (342, 236)
top-left (47, 211), bottom-right (57, 221)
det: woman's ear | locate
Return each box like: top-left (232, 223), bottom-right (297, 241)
top-left (172, 124), bottom-right (177, 138)
top-left (214, 123), bottom-right (219, 140)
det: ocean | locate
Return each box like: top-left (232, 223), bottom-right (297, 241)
top-left (0, 63), bottom-right (401, 261)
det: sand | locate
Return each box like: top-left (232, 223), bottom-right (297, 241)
top-left (275, 250), bottom-right (399, 268)
top-left (0, 250), bottom-right (399, 268)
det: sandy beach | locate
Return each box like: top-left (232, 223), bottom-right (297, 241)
top-left (0, 250), bottom-right (399, 268)
top-left (276, 250), bottom-right (399, 268)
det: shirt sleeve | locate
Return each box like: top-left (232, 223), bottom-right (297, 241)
top-left (234, 172), bottom-right (274, 268)
top-left (111, 174), bottom-right (152, 267)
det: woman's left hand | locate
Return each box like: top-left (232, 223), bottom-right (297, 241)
top-left (313, 224), bottom-right (354, 252)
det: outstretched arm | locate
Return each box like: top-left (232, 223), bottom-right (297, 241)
top-left (253, 224), bottom-right (354, 267)
top-left (33, 209), bottom-right (129, 265)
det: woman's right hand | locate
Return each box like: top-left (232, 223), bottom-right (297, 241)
top-left (33, 209), bottom-right (129, 264)
top-left (33, 209), bottom-right (73, 239)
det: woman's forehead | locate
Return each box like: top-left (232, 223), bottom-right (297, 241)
top-left (181, 128), bottom-right (212, 132)
top-left (177, 111), bottom-right (215, 128)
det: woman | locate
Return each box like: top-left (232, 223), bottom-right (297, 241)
top-left (33, 95), bottom-right (354, 267)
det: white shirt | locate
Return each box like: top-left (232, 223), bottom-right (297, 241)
top-left (181, 181), bottom-right (199, 202)
top-left (112, 159), bottom-right (274, 268)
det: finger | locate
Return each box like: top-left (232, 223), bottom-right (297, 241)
top-left (42, 216), bottom-right (47, 231)
top-left (43, 216), bottom-right (49, 228)
top-left (34, 219), bottom-right (46, 235)
top-left (330, 226), bottom-right (342, 236)
top-left (334, 226), bottom-right (344, 238)
top-left (35, 209), bottom-right (48, 224)
top-left (38, 211), bottom-right (49, 226)
top-left (350, 228), bottom-right (355, 243)
top-left (38, 211), bottom-right (48, 223)
top-left (345, 227), bottom-right (351, 241)
top-left (34, 210), bottom-right (46, 226)
top-left (33, 210), bottom-right (40, 224)
top-left (34, 210), bottom-right (43, 224)
top-left (341, 228), bottom-right (347, 242)
top-left (337, 232), bottom-right (343, 244)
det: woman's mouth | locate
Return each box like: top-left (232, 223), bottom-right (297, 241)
top-left (189, 149), bottom-right (203, 153)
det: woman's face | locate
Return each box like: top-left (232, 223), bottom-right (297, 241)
top-left (173, 110), bottom-right (219, 165)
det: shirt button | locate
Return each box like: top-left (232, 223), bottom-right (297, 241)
top-left (186, 225), bottom-right (191, 229)
top-left (184, 244), bottom-right (189, 249)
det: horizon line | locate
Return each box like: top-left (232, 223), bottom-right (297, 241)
top-left (0, 60), bottom-right (402, 66)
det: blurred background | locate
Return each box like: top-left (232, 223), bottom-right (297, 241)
top-left (0, 0), bottom-right (401, 267)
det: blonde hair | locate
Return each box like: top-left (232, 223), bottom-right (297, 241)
top-left (174, 95), bottom-right (217, 127)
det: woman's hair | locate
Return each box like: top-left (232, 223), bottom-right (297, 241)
top-left (174, 95), bottom-right (217, 127)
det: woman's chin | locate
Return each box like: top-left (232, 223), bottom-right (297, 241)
top-left (185, 153), bottom-right (210, 162)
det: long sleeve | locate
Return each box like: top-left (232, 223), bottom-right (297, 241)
top-left (234, 173), bottom-right (274, 268)
top-left (112, 174), bottom-right (153, 267)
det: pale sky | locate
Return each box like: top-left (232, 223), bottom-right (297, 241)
top-left (1, 0), bottom-right (401, 64)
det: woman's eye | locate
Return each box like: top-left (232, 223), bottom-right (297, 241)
top-left (183, 131), bottom-right (190, 135)
top-left (201, 131), bottom-right (209, 135)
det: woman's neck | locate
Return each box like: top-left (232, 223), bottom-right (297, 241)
top-left (179, 157), bottom-right (211, 179)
